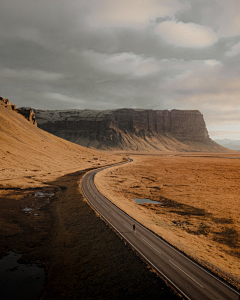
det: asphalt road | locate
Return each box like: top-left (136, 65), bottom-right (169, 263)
top-left (81, 160), bottom-right (240, 300)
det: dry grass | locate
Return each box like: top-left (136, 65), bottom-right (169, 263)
top-left (0, 102), bottom-right (118, 189)
top-left (0, 103), bottom-right (182, 299)
top-left (95, 153), bottom-right (240, 288)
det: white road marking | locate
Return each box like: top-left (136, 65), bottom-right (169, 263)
top-left (141, 237), bottom-right (161, 254)
top-left (101, 204), bottom-right (109, 211)
top-left (124, 223), bottom-right (132, 231)
top-left (111, 213), bottom-right (121, 222)
top-left (169, 260), bottom-right (204, 288)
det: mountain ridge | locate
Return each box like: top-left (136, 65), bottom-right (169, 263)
top-left (34, 108), bottom-right (230, 152)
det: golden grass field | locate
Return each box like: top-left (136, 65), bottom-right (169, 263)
top-left (95, 152), bottom-right (240, 288)
top-left (0, 103), bottom-right (182, 299)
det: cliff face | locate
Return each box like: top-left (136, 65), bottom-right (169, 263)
top-left (17, 107), bottom-right (37, 126)
top-left (34, 108), bottom-right (225, 152)
top-left (0, 96), bottom-right (37, 126)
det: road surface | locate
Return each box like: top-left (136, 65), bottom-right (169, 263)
top-left (81, 160), bottom-right (240, 300)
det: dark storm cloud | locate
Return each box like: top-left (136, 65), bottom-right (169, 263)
top-left (0, 0), bottom-right (240, 139)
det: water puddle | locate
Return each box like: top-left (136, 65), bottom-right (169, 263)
top-left (22, 207), bottom-right (33, 213)
top-left (22, 190), bottom-right (55, 215)
top-left (35, 191), bottom-right (55, 198)
top-left (132, 198), bottom-right (163, 205)
top-left (0, 251), bottom-right (45, 300)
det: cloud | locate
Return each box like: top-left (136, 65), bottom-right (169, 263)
top-left (225, 41), bottom-right (240, 57)
top-left (180, 0), bottom-right (240, 38)
top-left (213, 0), bottom-right (240, 38)
top-left (163, 59), bottom-right (223, 90)
top-left (85, 0), bottom-right (186, 28)
top-left (0, 0), bottom-right (239, 139)
top-left (209, 130), bottom-right (240, 139)
top-left (155, 20), bottom-right (218, 48)
top-left (204, 59), bottom-right (222, 67)
top-left (45, 93), bottom-right (86, 104)
top-left (82, 51), bottom-right (161, 77)
top-left (1, 68), bottom-right (64, 81)
top-left (161, 59), bottom-right (240, 106)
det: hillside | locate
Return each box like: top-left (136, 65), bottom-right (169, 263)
top-left (0, 97), bottom-right (181, 300)
top-left (34, 108), bottom-right (229, 152)
top-left (0, 97), bottom-right (118, 188)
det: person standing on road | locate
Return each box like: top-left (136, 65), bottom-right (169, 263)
top-left (133, 224), bottom-right (136, 232)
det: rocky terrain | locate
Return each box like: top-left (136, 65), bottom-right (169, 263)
top-left (34, 108), bottom-right (228, 152)
top-left (0, 96), bottom-right (37, 126)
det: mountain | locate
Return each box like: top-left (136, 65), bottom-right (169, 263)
top-left (214, 138), bottom-right (240, 151)
top-left (34, 108), bottom-right (229, 152)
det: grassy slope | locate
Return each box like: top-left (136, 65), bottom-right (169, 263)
top-left (0, 103), bottom-right (106, 185)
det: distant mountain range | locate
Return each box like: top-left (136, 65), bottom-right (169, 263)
top-left (214, 138), bottom-right (240, 151)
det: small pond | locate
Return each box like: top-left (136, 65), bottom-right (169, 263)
top-left (0, 251), bottom-right (45, 300)
top-left (132, 198), bottom-right (163, 205)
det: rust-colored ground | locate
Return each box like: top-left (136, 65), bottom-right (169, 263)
top-left (95, 153), bottom-right (240, 289)
top-left (0, 103), bottom-right (181, 299)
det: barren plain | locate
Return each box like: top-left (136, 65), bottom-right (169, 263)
top-left (95, 153), bottom-right (240, 289)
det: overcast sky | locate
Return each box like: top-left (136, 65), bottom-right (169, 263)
top-left (1, 0), bottom-right (240, 139)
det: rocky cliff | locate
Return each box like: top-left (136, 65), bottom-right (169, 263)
top-left (34, 108), bottom-right (226, 152)
top-left (0, 96), bottom-right (37, 126)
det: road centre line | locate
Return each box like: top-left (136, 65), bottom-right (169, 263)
top-left (111, 213), bottom-right (121, 222)
top-left (141, 237), bottom-right (161, 254)
top-left (124, 223), bottom-right (132, 231)
top-left (169, 260), bottom-right (204, 288)
top-left (101, 203), bottom-right (109, 211)
top-left (90, 192), bottom-right (99, 202)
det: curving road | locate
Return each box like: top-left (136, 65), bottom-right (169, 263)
top-left (81, 159), bottom-right (240, 300)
